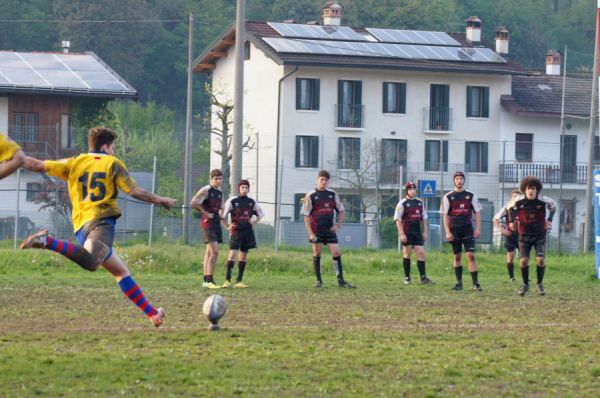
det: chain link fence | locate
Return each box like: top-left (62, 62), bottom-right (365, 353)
top-left (0, 136), bottom-right (595, 253)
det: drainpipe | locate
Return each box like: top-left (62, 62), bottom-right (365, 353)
top-left (274, 65), bottom-right (299, 252)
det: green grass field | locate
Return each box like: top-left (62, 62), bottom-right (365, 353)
top-left (1, 244), bottom-right (599, 397)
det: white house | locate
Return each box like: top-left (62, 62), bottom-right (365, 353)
top-left (194, 1), bottom-right (597, 250)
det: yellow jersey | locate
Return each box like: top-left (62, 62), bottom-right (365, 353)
top-left (45, 153), bottom-right (137, 232)
top-left (0, 133), bottom-right (21, 163)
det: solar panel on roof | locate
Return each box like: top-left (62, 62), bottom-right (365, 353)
top-left (366, 28), bottom-right (460, 46)
top-left (263, 37), bottom-right (506, 64)
top-left (268, 22), bottom-right (366, 41)
top-left (0, 51), bottom-right (136, 95)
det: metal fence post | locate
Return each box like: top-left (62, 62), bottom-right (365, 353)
top-left (13, 168), bottom-right (21, 250)
top-left (148, 156), bottom-right (157, 247)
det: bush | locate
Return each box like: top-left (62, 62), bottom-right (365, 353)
top-left (379, 217), bottom-right (398, 249)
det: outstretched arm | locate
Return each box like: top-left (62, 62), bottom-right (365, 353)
top-left (0, 149), bottom-right (25, 179)
top-left (129, 186), bottom-right (176, 210)
top-left (21, 155), bottom-right (46, 173)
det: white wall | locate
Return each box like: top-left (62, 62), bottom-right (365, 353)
top-left (0, 97), bottom-right (8, 135)
top-left (210, 41), bottom-right (283, 223)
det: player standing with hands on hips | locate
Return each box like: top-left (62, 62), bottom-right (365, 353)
top-left (493, 189), bottom-right (521, 282)
top-left (394, 181), bottom-right (433, 285)
top-left (191, 169), bottom-right (225, 289)
top-left (441, 171), bottom-right (483, 291)
top-left (302, 170), bottom-right (355, 289)
top-left (509, 176), bottom-right (556, 296)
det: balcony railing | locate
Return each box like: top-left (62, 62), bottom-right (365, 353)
top-left (424, 106), bottom-right (453, 132)
top-left (499, 161), bottom-right (600, 185)
top-left (336, 104), bottom-right (365, 129)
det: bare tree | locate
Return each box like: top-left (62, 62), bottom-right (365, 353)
top-left (329, 139), bottom-right (382, 221)
top-left (33, 178), bottom-right (72, 223)
top-left (205, 84), bottom-right (255, 197)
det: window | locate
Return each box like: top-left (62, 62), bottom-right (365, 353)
top-left (61, 114), bottom-right (74, 149)
top-left (595, 136), bottom-right (600, 162)
top-left (337, 80), bottom-right (363, 127)
top-left (466, 86), bottom-right (489, 118)
top-left (425, 140), bottom-right (448, 171)
top-left (383, 82), bottom-right (406, 114)
top-left (295, 135), bottom-right (319, 168)
top-left (338, 137), bottom-right (360, 169)
top-left (429, 84), bottom-right (450, 130)
top-left (380, 139), bottom-right (407, 184)
top-left (294, 193), bottom-right (305, 221)
top-left (26, 182), bottom-right (42, 202)
top-left (341, 195), bottom-right (361, 223)
top-left (296, 78), bottom-right (320, 110)
top-left (244, 41), bottom-right (251, 60)
top-left (465, 141), bottom-right (488, 173)
top-left (12, 112), bottom-right (39, 142)
top-left (515, 133), bottom-right (533, 162)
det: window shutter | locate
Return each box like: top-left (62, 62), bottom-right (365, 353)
top-left (466, 87), bottom-right (472, 117)
top-left (482, 143), bottom-right (488, 173)
top-left (382, 83), bottom-right (388, 113)
top-left (295, 136), bottom-right (301, 167)
top-left (482, 87), bottom-right (489, 117)
top-left (295, 79), bottom-right (301, 110)
top-left (311, 136), bottom-right (319, 168)
top-left (314, 79), bottom-right (320, 110)
top-left (399, 83), bottom-right (406, 113)
top-left (442, 140), bottom-right (449, 172)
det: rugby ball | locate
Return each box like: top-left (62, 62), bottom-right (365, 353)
top-left (202, 294), bottom-right (227, 327)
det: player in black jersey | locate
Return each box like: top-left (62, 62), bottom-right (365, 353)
top-left (394, 181), bottom-right (433, 285)
top-left (493, 190), bottom-right (521, 282)
top-left (221, 179), bottom-right (265, 288)
top-left (441, 171), bottom-right (483, 291)
top-left (191, 169), bottom-right (224, 289)
top-left (301, 170), bottom-right (355, 288)
top-left (508, 176), bottom-right (556, 296)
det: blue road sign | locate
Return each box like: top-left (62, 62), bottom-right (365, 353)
top-left (419, 180), bottom-right (436, 197)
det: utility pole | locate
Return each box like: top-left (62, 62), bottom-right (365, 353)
top-left (182, 12), bottom-right (194, 245)
top-left (584, 3), bottom-right (599, 252)
top-left (231, 0), bottom-right (246, 187)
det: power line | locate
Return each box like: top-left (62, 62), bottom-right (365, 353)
top-left (0, 18), bottom-right (218, 25)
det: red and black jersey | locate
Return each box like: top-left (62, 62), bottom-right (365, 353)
top-left (393, 197), bottom-right (427, 235)
top-left (440, 190), bottom-right (481, 229)
top-left (509, 195), bottom-right (556, 237)
top-left (223, 195), bottom-right (265, 232)
top-left (301, 188), bottom-right (344, 234)
top-left (191, 184), bottom-right (223, 229)
top-left (493, 206), bottom-right (518, 234)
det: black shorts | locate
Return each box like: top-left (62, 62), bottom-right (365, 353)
top-left (519, 235), bottom-right (546, 259)
top-left (450, 224), bottom-right (476, 254)
top-left (402, 230), bottom-right (424, 247)
top-left (202, 224), bottom-right (222, 244)
top-left (310, 230), bottom-right (338, 245)
top-left (229, 228), bottom-right (256, 252)
top-left (504, 232), bottom-right (519, 252)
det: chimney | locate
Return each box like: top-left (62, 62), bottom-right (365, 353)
top-left (61, 40), bottom-right (70, 54)
top-left (495, 26), bottom-right (509, 55)
top-left (546, 50), bottom-right (562, 75)
top-left (466, 16), bottom-right (482, 44)
top-left (323, 0), bottom-right (343, 26)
